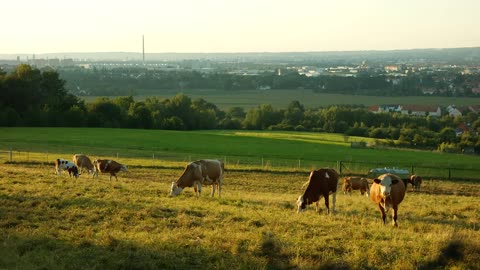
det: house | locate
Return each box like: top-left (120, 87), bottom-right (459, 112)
top-left (400, 105), bottom-right (441, 117)
top-left (455, 123), bottom-right (472, 136)
top-left (379, 104), bottom-right (402, 113)
top-left (446, 105), bottom-right (462, 117)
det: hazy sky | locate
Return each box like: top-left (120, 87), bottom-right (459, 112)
top-left (2, 0), bottom-right (480, 54)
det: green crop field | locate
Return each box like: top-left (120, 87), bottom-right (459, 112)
top-left (79, 89), bottom-right (480, 109)
top-left (1, 127), bottom-right (479, 180)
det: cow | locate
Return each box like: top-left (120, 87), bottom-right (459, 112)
top-left (408, 174), bottom-right (422, 191)
top-left (296, 168), bottom-right (339, 214)
top-left (170, 159), bottom-right (224, 198)
top-left (73, 154), bottom-right (95, 175)
top-left (92, 159), bottom-right (128, 180)
top-left (370, 173), bottom-right (406, 227)
top-left (55, 158), bottom-right (80, 178)
top-left (342, 176), bottom-right (370, 196)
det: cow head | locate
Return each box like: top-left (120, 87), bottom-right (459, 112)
top-left (296, 195), bottom-right (306, 213)
top-left (121, 165), bottom-right (128, 172)
top-left (69, 166), bottom-right (81, 178)
top-left (170, 182), bottom-right (183, 196)
top-left (373, 174), bottom-right (399, 198)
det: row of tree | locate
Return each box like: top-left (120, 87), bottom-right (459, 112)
top-left (1, 65), bottom-right (479, 152)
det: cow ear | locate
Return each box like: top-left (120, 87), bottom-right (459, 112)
top-left (373, 178), bottom-right (381, 184)
top-left (392, 179), bottom-right (399, 185)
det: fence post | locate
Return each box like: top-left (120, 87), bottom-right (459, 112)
top-left (448, 168), bottom-right (451, 180)
top-left (338, 161), bottom-right (342, 175)
top-left (9, 147), bottom-right (12, 163)
top-left (298, 159), bottom-right (301, 170)
top-left (116, 153), bottom-right (119, 158)
top-left (261, 157), bottom-right (264, 168)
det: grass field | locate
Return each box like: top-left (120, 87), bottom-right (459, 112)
top-left (0, 162), bottom-right (479, 269)
top-left (79, 89), bottom-right (480, 109)
top-left (1, 127), bottom-right (479, 268)
top-left (1, 127), bottom-right (479, 180)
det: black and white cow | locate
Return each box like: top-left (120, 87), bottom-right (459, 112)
top-left (55, 158), bottom-right (80, 178)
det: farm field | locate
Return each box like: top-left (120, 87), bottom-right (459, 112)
top-left (79, 89), bottom-right (480, 109)
top-left (1, 127), bottom-right (480, 180)
top-left (2, 127), bottom-right (479, 167)
top-left (0, 162), bottom-right (479, 269)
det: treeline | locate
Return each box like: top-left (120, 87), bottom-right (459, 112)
top-left (2, 65), bottom-right (480, 152)
top-left (59, 67), bottom-right (480, 97)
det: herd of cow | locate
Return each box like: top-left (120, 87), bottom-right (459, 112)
top-left (54, 156), bottom-right (422, 227)
top-left (54, 154), bottom-right (128, 180)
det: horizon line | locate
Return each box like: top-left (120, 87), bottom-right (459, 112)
top-left (2, 46), bottom-right (480, 56)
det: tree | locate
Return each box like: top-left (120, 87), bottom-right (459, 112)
top-left (128, 102), bottom-right (153, 129)
top-left (439, 127), bottom-right (457, 144)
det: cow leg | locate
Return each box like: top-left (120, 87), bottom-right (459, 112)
top-left (331, 192), bottom-right (337, 213)
top-left (315, 201), bottom-right (320, 212)
top-left (211, 183), bottom-right (216, 197)
top-left (218, 177), bottom-right (223, 198)
top-left (197, 183), bottom-right (202, 197)
top-left (324, 193), bottom-right (330, 214)
top-left (392, 205), bottom-right (398, 227)
top-left (378, 204), bottom-right (386, 224)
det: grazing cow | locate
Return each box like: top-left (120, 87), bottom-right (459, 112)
top-left (55, 158), bottom-right (80, 178)
top-left (370, 173), bottom-right (406, 227)
top-left (296, 168), bottom-right (339, 214)
top-left (342, 176), bottom-right (370, 196)
top-left (92, 159), bottom-right (128, 180)
top-left (73, 154), bottom-right (94, 175)
top-left (408, 174), bottom-right (422, 191)
top-left (170, 159), bottom-right (224, 197)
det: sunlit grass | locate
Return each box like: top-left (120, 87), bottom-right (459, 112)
top-left (0, 162), bottom-right (479, 269)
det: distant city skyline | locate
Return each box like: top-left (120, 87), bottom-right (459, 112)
top-left (2, 0), bottom-right (480, 54)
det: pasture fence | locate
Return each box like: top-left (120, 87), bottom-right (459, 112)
top-left (1, 148), bottom-right (479, 181)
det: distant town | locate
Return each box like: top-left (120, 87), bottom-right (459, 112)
top-left (2, 47), bottom-right (480, 101)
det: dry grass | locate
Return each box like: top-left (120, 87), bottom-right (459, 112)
top-left (0, 162), bottom-right (479, 269)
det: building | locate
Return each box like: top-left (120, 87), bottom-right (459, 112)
top-left (400, 105), bottom-right (441, 117)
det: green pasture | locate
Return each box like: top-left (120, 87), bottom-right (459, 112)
top-left (79, 89), bottom-right (480, 109)
top-left (1, 127), bottom-right (479, 180)
top-left (0, 163), bottom-right (479, 269)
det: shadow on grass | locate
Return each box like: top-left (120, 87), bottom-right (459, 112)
top-left (0, 234), bottom-right (264, 270)
top-left (417, 239), bottom-right (478, 270)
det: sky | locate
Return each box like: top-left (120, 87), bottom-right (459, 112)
top-left (2, 0), bottom-right (480, 54)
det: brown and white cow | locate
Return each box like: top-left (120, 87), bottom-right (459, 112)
top-left (55, 158), bottom-right (80, 178)
top-left (170, 159), bottom-right (224, 197)
top-left (408, 174), bottom-right (422, 191)
top-left (296, 168), bottom-right (339, 214)
top-left (73, 154), bottom-right (95, 175)
top-left (92, 159), bottom-right (128, 180)
top-left (370, 173), bottom-right (406, 227)
top-left (342, 176), bottom-right (370, 196)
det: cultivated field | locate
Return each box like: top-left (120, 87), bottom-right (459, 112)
top-left (0, 162), bottom-right (479, 269)
top-left (79, 89), bottom-right (480, 109)
top-left (2, 128), bottom-right (479, 176)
